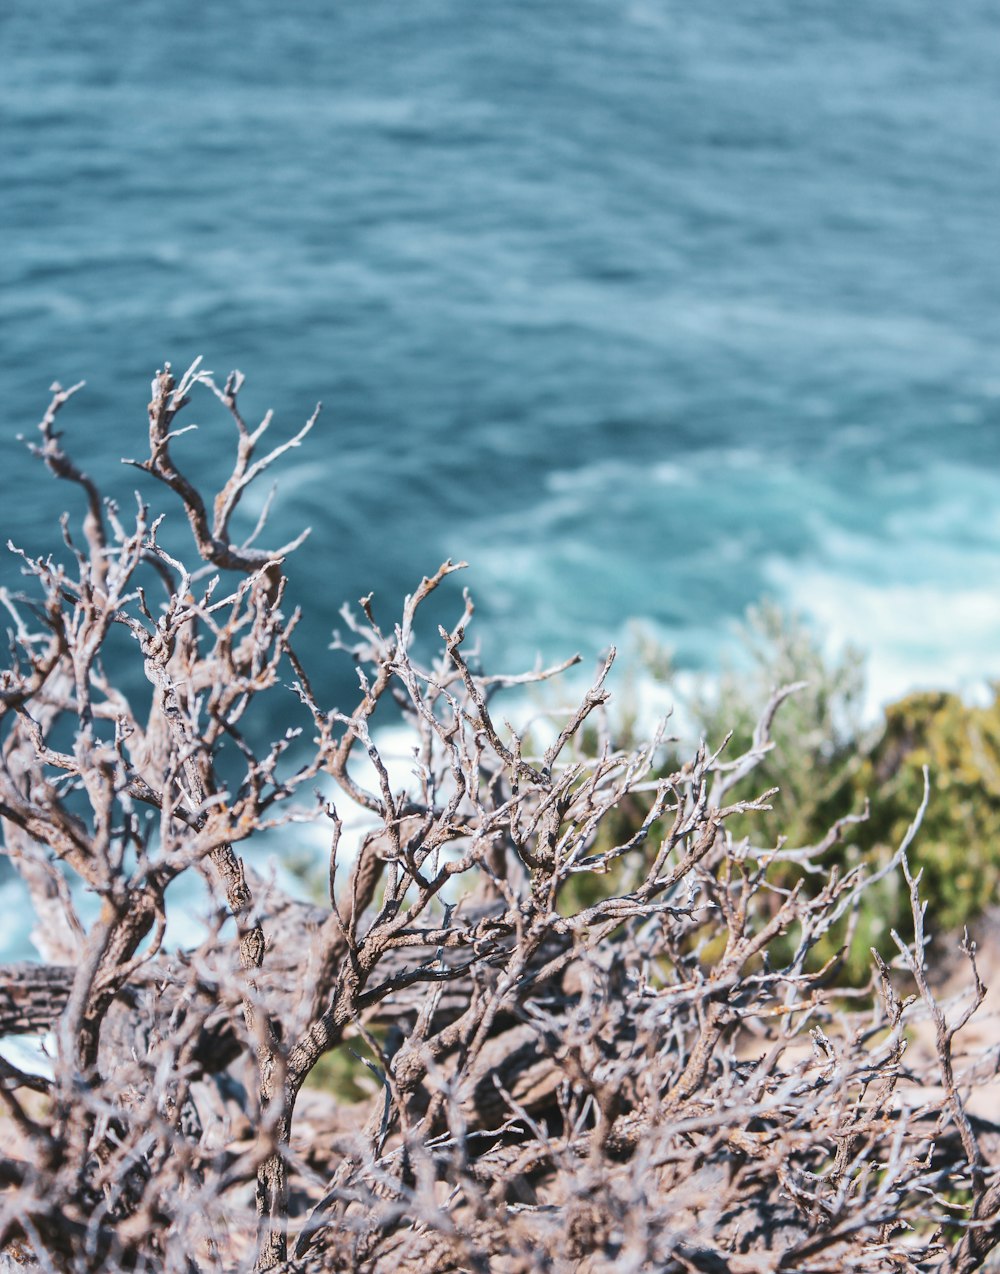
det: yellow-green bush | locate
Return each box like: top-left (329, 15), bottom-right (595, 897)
top-left (624, 608), bottom-right (1000, 977)
top-left (853, 689), bottom-right (1000, 933)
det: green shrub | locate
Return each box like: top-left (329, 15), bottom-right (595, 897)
top-left (646, 605), bottom-right (1000, 973)
top-left (855, 688), bottom-right (1000, 933)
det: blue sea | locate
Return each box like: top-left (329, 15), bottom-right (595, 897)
top-left (3, 2), bottom-right (1000, 958)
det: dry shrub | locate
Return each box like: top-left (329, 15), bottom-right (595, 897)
top-left (0, 363), bottom-right (998, 1273)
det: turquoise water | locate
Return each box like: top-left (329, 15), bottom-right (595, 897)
top-left (3, 1), bottom-right (1000, 706)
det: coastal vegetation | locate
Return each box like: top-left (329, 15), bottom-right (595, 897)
top-left (0, 365), bottom-right (997, 1272)
top-left (644, 605), bottom-right (1000, 979)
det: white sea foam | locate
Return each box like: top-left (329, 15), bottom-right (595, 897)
top-left (765, 559), bottom-right (1000, 714)
top-left (0, 875), bottom-right (35, 961)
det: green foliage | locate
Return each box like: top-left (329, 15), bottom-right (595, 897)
top-left (681, 601), bottom-right (869, 849)
top-left (654, 605), bottom-right (1000, 972)
top-left (853, 689), bottom-right (1000, 933)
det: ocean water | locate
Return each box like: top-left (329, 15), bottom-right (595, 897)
top-left (2, 2), bottom-right (1000, 957)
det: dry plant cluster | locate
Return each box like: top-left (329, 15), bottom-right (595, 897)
top-left (0, 363), bottom-right (998, 1272)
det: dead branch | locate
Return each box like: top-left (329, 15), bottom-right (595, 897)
top-left (0, 368), bottom-right (996, 1274)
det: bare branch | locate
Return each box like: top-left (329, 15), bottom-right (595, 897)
top-left (1, 369), bottom-right (995, 1274)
